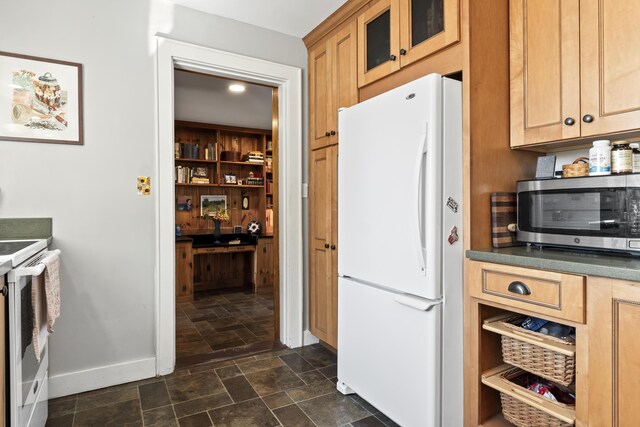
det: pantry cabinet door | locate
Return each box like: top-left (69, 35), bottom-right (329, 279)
top-left (398, 0), bottom-right (459, 67)
top-left (588, 277), bottom-right (640, 427)
top-left (580, 0), bottom-right (640, 137)
top-left (509, 0), bottom-right (581, 147)
top-left (330, 21), bottom-right (359, 145)
top-left (309, 147), bottom-right (337, 345)
top-left (309, 41), bottom-right (333, 150)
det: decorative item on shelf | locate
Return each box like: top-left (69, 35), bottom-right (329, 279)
top-left (224, 174), bottom-right (237, 184)
top-left (491, 192), bottom-right (522, 248)
top-left (535, 155), bottom-right (556, 179)
top-left (242, 150), bottom-right (264, 164)
top-left (266, 139), bottom-right (273, 150)
top-left (242, 195), bottom-right (249, 210)
top-left (247, 220), bottom-right (262, 236)
top-left (209, 208), bottom-right (229, 243)
top-left (266, 155), bottom-right (273, 172)
top-left (237, 179), bottom-right (243, 185)
top-left (562, 157), bottom-right (589, 178)
top-left (220, 150), bottom-right (241, 162)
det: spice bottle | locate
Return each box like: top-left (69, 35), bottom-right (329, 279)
top-left (589, 140), bottom-right (611, 176)
top-left (611, 140), bottom-right (632, 174)
top-left (631, 143), bottom-right (640, 173)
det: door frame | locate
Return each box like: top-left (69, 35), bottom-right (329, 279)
top-left (155, 36), bottom-right (304, 375)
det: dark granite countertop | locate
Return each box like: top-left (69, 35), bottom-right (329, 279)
top-left (467, 246), bottom-right (640, 282)
top-left (177, 233), bottom-right (258, 248)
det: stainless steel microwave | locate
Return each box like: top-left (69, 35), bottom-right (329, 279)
top-left (517, 175), bottom-right (640, 253)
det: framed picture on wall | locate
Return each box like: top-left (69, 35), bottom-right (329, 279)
top-left (201, 195), bottom-right (226, 217)
top-left (0, 51), bottom-right (83, 145)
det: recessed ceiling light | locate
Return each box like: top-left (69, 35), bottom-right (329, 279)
top-left (229, 83), bottom-right (246, 93)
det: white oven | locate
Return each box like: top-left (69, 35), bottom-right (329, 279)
top-left (6, 248), bottom-right (59, 427)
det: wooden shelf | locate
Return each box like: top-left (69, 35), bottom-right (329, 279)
top-left (175, 158), bottom-right (218, 164)
top-left (219, 184), bottom-right (264, 189)
top-left (176, 183), bottom-right (217, 187)
top-left (220, 161), bottom-right (265, 166)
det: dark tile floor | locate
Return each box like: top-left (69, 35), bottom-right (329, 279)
top-left (46, 289), bottom-right (399, 426)
top-left (46, 345), bottom-right (398, 427)
top-left (176, 289), bottom-right (279, 368)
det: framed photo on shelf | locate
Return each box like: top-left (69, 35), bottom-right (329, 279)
top-left (224, 174), bottom-right (237, 184)
top-left (177, 195), bottom-right (193, 211)
top-left (0, 51), bottom-right (83, 145)
top-left (201, 195), bottom-right (226, 217)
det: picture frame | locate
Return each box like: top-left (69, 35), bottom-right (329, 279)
top-left (201, 195), bottom-right (226, 217)
top-left (177, 195), bottom-right (192, 211)
top-left (0, 51), bottom-right (83, 145)
top-left (224, 174), bottom-right (237, 184)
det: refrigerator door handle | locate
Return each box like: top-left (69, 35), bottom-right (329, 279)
top-left (394, 294), bottom-right (442, 311)
top-left (413, 126), bottom-right (428, 276)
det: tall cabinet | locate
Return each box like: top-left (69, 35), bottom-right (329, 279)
top-left (308, 21), bottom-right (358, 348)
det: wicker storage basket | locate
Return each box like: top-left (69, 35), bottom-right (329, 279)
top-left (483, 315), bottom-right (576, 387)
top-left (562, 157), bottom-right (589, 178)
top-left (482, 365), bottom-right (575, 427)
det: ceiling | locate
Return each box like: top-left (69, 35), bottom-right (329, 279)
top-left (169, 0), bottom-right (349, 38)
top-left (174, 70), bottom-right (273, 129)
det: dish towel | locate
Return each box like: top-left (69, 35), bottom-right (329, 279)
top-left (32, 252), bottom-right (61, 362)
top-left (43, 252), bottom-right (61, 332)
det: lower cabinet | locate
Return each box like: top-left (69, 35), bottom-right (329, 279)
top-left (309, 146), bottom-right (338, 348)
top-left (255, 236), bottom-right (275, 290)
top-left (587, 277), bottom-right (640, 427)
top-left (175, 241), bottom-right (193, 303)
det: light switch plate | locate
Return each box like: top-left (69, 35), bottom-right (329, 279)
top-left (302, 183), bottom-right (308, 198)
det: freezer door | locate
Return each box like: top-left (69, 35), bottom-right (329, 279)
top-left (337, 277), bottom-right (442, 427)
top-left (338, 74), bottom-right (443, 299)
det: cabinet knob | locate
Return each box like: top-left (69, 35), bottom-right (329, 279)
top-left (331, 245), bottom-right (336, 250)
top-left (330, 130), bottom-right (336, 136)
top-left (324, 243), bottom-right (330, 248)
top-left (583, 114), bottom-right (594, 123)
top-left (400, 48), bottom-right (407, 55)
top-left (564, 117), bottom-right (575, 126)
top-left (507, 281), bottom-right (531, 296)
top-left (325, 131), bottom-right (331, 137)
top-left (389, 54), bottom-right (397, 61)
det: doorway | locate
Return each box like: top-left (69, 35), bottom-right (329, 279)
top-left (156, 37), bottom-right (304, 376)
top-left (173, 70), bottom-right (281, 367)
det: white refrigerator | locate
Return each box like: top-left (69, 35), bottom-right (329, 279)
top-left (337, 74), bottom-right (463, 427)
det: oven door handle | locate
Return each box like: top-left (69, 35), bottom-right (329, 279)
top-left (12, 249), bottom-right (61, 279)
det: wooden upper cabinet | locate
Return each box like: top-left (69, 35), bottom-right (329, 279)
top-left (309, 22), bottom-right (358, 150)
top-left (510, 0), bottom-right (581, 147)
top-left (510, 0), bottom-right (640, 147)
top-left (580, 0), bottom-right (640, 137)
top-left (358, 0), bottom-right (459, 87)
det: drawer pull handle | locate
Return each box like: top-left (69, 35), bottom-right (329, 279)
top-left (508, 281), bottom-right (531, 295)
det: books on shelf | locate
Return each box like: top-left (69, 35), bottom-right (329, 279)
top-left (265, 155), bottom-right (273, 172)
top-left (175, 165), bottom-right (211, 184)
top-left (242, 151), bottom-right (264, 163)
top-left (266, 179), bottom-right (273, 193)
top-left (174, 141), bottom-right (218, 161)
top-left (245, 177), bottom-right (264, 186)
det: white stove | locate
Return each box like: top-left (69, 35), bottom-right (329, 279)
top-left (0, 240), bottom-right (47, 267)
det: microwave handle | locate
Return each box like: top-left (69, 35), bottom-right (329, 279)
top-left (12, 249), bottom-right (61, 279)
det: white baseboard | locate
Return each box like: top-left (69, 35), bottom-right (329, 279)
top-left (302, 329), bottom-right (319, 346)
top-left (48, 357), bottom-right (157, 399)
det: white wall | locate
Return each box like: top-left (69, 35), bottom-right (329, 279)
top-left (0, 0), bottom-right (308, 395)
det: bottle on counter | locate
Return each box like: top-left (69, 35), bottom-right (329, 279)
top-left (589, 140), bottom-right (611, 176)
top-left (631, 143), bottom-right (640, 173)
top-left (611, 140), bottom-right (633, 174)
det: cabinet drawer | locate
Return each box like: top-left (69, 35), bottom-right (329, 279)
top-left (227, 245), bottom-right (255, 253)
top-left (469, 261), bottom-right (585, 323)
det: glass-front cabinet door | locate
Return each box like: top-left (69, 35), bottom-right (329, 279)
top-left (399, 0), bottom-right (459, 66)
top-left (358, 0), bottom-right (400, 87)
top-left (357, 0), bottom-right (459, 87)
